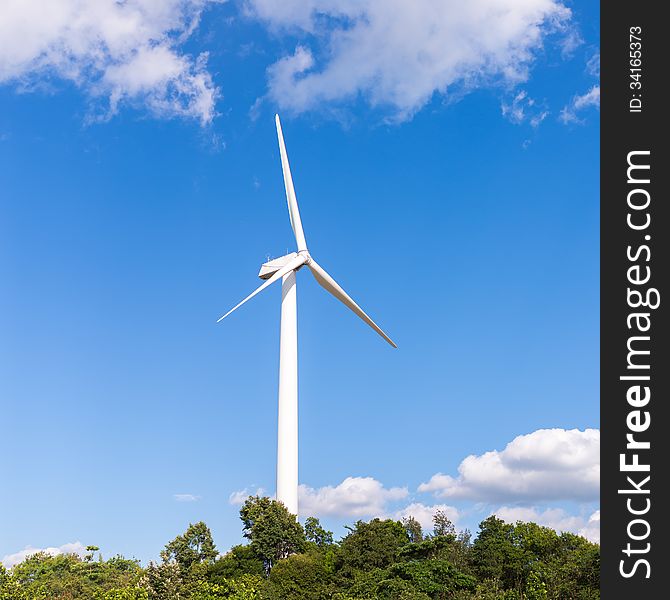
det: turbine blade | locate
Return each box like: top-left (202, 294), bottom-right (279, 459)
top-left (307, 259), bottom-right (397, 348)
top-left (276, 114), bottom-right (308, 252)
top-left (217, 254), bottom-right (307, 323)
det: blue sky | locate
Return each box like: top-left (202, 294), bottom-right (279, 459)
top-left (1, 0), bottom-right (599, 566)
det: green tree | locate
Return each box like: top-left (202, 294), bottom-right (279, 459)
top-left (471, 516), bottom-right (515, 584)
top-left (543, 532), bottom-right (599, 600)
top-left (86, 546), bottom-right (101, 562)
top-left (140, 561), bottom-right (184, 600)
top-left (337, 519), bottom-right (409, 577)
top-left (304, 517), bottom-right (334, 548)
top-left (432, 510), bottom-right (456, 539)
top-left (402, 516), bottom-right (424, 544)
top-left (524, 571), bottom-right (547, 600)
top-left (239, 496), bottom-right (306, 574)
top-left (189, 575), bottom-right (262, 599)
top-left (98, 588), bottom-right (149, 600)
top-left (161, 522), bottom-right (218, 571)
top-left (262, 550), bottom-right (333, 599)
top-left (5, 550), bottom-right (143, 599)
top-left (388, 559), bottom-right (477, 597)
top-left (0, 512), bottom-right (600, 599)
top-left (209, 545), bottom-right (265, 583)
top-left (375, 577), bottom-right (432, 600)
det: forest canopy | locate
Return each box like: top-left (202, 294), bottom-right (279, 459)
top-left (0, 496), bottom-right (599, 599)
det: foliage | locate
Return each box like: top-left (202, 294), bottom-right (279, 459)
top-left (239, 496), bottom-right (306, 574)
top-left (0, 551), bottom-right (143, 599)
top-left (140, 561), bottom-right (185, 600)
top-left (261, 550), bottom-right (333, 599)
top-left (337, 518), bottom-right (409, 576)
top-left (0, 497), bottom-right (599, 599)
top-left (304, 517), bottom-right (334, 548)
top-left (161, 522), bottom-right (218, 571)
top-left (209, 545), bottom-right (265, 583)
top-left (432, 510), bottom-right (457, 538)
top-left (189, 575), bottom-right (263, 599)
top-left (402, 516), bottom-right (424, 544)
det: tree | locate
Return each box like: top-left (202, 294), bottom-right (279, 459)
top-left (402, 516), bottom-right (424, 544)
top-left (337, 519), bottom-right (409, 576)
top-left (189, 575), bottom-right (262, 600)
top-left (262, 551), bottom-right (333, 599)
top-left (209, 545), bottom-right (265, 583)
top-left (397, 536), bottom-right (454, 562)
top-left (543, 532), bottom-right (600, 600)
top-left (5, 549), bottom-right (143, 599)
top-left (304, 517), bottom-right (334, 548)
top-left (239, 496), bottom-right (306, 574)
top-left (86, 546), bottom-right (101, 562)
top-left (99, 588), bottom-right (149, 600)
top-left (388, 559), bottom-right (477, 597)
top-left (432, 510), bottom-right (456, 539)
top-left (160, 522), bottom-right (218, 571)
top-left (0, 513), bottom-right (600, 599)
top-left (470, 516), bottom-right (515, 584)
top-left (140, 561), bottom-right (184, 600)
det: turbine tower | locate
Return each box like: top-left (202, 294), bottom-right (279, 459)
top-left (218, 115), bottom-right (396, 515)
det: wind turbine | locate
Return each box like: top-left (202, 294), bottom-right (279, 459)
top-left (218, 115), bottom-right (396, 515)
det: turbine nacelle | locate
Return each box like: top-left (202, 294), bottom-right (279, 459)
top-left (258, 252), bottom-right (299, 280)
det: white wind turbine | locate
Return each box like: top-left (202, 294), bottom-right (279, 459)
top-left (218, 115), bottom-right (396, 515)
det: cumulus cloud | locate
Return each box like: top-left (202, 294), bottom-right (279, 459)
top-left (1, 542), bottom-right (86, 569)
top-left (494, 506), bottom-right (600, 543)
top-left (299, 476), bottom-right (408, 518)
top-left (173, 493), bottom-right (201, 502)
top-left (250, 0), bottom-right (574, 119)
top-left (419, 428), bottom-right (599, 503)
top-left (394, 502), bottom-right (460, 532)
top-left (0, 0), bottom-right (219, 124)
top-left (559, 85), bottom-right (600, 124)
top-left (229, 487), bottom-right (266, 505)
top-left (578, 509), bottom-right (600, 544)
top-left (495, 506), bottom-right (583, 533)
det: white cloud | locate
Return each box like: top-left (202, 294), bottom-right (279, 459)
top-left (495, 506), bottom-right (583, 533)
top-left (394, 502), bottom-right (460, 532)
top-left (501, 90), bottom-right (548, 127)
top-left (419, 428), bottom-right (599, 503)
top-left (578, 509), bottom-right (600, 544)
top-left (573, 86), bottom-right (600, 111)
top-left (174, 493), bottom-right (201, 502)
top-left (250, 0), bottom-right (573, 120)
top-left (559, 28), bottom-right (583, 58)
top-left (0, 0), bottom-right (219, 124)
top-left (530, 110), bottom-right (549, 128)
top-left (586, 52), bottom-right (600, 77)
top-left (299, 476), bottom-right (408, 518)
top-left (502, 90), bottom-right (529, 124)
top-left (1, 542), bottom-right (86, 569)
top-left (229, 487), bottom-right (266, 505)
top-left (559, 85), bottom-right (599, 123)
top-left (494, 506), bottom-right (600, 544)
top-left (559, 51), bottom-right (599, 125)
